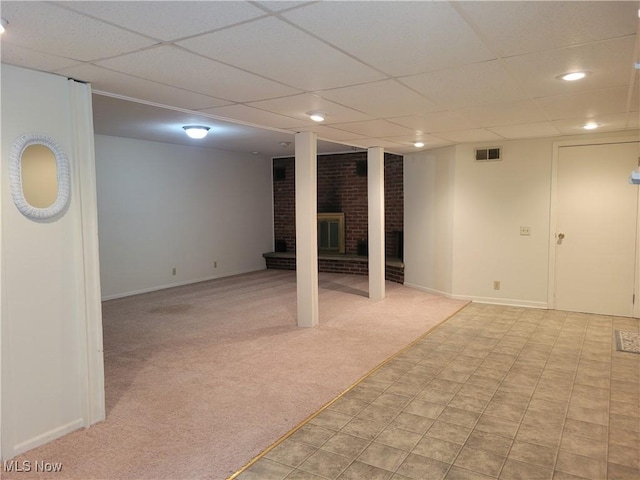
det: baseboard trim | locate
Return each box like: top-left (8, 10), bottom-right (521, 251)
top-left (12, 418), bottom-right (84, 458)
top-left (101, 268), bottom-right (267, 301)
top-left (402, 283), bottom-right (548, 309)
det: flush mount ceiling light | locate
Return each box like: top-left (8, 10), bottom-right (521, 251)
top-left (183, 126), bottom-right (210, 139)
top-left (0, 18), bottom-right (8, 34)
top-left (557, 71), bottom-right (589, 82)
top-left (307, 112), bottom-right (326, 122)
top-left (583, 122), bottom-right (599, 130)
top-left (413, 141), bottom-right (425, 148)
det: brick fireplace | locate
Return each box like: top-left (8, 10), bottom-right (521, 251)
top-left (264, 151), bottom-right (404, 283)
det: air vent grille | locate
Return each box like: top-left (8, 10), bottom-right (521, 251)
top-left (475, 147), bottom-right (502, 162)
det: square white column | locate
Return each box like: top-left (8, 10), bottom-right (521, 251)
top-left (295, 131), bottom-right (319, 327)
top-left (368, 147), bottom-right (385, 300)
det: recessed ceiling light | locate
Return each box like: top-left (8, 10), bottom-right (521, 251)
top-left (183, 126), bottom-right (210, 139)
top-left (583, 122), bottom-right (599, 130)
top-left (413, 141), bottom-right (425, 148)
top-left (558, 71), bottom-right (588, 82)
top-left (308, 112), bottom-right (326, 122)
top-left (0, 18), bottom-right (8, 34)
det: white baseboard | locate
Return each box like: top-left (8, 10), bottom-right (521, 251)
top-left (11, 418), bottom-right (84, 459)
top-left (403, 283), bottom-right (548, 309)
top-left (101, 267), bottom-right (267, 301)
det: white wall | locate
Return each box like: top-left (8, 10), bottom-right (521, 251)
top-left (1, 65), bottom-right (104, 459)
top-left (404, 145), bottom-right (455, 296)
top-left (404, 131), bottom-right (639, 308)
top-left (95, 135), bottom-right (274, 299)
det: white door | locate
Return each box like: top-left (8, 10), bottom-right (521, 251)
top-left (554, 141), bottom-right (639, 317)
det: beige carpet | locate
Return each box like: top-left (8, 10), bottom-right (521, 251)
top-left (3, 270), bottom-right (466, 480)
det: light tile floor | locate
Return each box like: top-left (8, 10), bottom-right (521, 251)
top-left (235, 304), bottom-right (640, 480)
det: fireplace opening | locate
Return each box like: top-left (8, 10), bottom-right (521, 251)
top-left (317, 213), bottom-right (345, 254)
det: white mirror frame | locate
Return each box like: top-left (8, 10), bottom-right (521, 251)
top-left (8, 133), bottom-right (71, 220)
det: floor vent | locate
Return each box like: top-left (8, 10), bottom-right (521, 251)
top-left (475, 147), bottom-right (502, 162)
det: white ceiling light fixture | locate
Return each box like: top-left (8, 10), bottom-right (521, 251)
top-left (558, 71), bottom-right (589, 82)
top-left (413, 141), bottom-right (425, 148)
top-left (0, 18), bottom-right (8, 34)
top-left (583, 122), bottom-right (599, 130)
top-left (308, 112), bottom-right (326, 122)
top-left (183, 125), bottom-right (210, 139)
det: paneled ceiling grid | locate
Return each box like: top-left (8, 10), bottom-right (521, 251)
top-left (0, 0), bottom-right (637, 156)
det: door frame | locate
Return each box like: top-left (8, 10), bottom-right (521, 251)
top-left (548, 135), bottom-right (640, 317)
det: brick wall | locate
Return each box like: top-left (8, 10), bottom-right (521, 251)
top-left (273, 152), bottom-right (403, 258)
top-left (271, 151), bottom-right (404, 283)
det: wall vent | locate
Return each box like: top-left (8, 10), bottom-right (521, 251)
top-left (475, 147), bottom-right (502, 162)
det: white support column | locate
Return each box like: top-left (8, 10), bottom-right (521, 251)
top-left (295, 131), bottom-right (319, 327)
top-left (368, 147), bottom-right (385, 300)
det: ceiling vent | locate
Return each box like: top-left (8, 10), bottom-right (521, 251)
top-left (475, 147), bottom-right (502, 162)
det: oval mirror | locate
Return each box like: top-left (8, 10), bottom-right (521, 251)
top-left (21, 144), bottom-right (58, 208)
top-left (9, 133), bottom-right (71, 220)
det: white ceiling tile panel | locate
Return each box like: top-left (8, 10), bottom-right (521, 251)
top-left (340, 137), bottom-right (407, 152)
top-left (58, 64), bottom-right (230, 110)
top-left (433, 128), bottom-right (504, 143)
top-left (488, 122), bottom-right (561, 139)
top-left (456, 1), bottom-right (637, 57)
top-left (316, 80), bottom-right (439, 118)
top-left (0, 1), bottom-right (155, 61)
top-left (503, 36), bottom-right (636, 99)
top-left (247, 93), bottom-right (373, 124)
top-left (1, 42), bottom-right (83, 72)
top-left (552, 113), bottom-right (634, 135)
top-left (329, 120), bottom-right (417, 138)
top-left (295, 126), bottom-right (369, 142)
top-left (197, 104), bottom-right (303, 130)
top-left (389, 112), bottom-right (479, 133)
top-left (453, 100), bottom-right (550, 128)
top-left (253, 1), bottom-right (316, 13)
top-left (536, 87), bottom-right (630, 120)
top-left (281, 1), bottom-right (495, 77)
top-left (60, 1), bottom-right (266, 41)
top-left (400, 60), bottom-right (529, 110)
top-left (177, 16), bottom-right (386, 91)
top-left (95, 45), bottom-right (300, 102)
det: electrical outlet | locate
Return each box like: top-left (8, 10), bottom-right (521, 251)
top-left (520, 226), bottom-right (531, 236)
top-left (214, 261), bottom-right (217, 268)
top-left (172, 267), bottom-right (176, 275)
top-left (493, 280), bottom-right (500, 290)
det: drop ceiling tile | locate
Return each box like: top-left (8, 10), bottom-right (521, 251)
top-left (504, 36), bottom-right (635, 98)
top-left (329, 120), bottom-right (416, 138)
top-left (253, 1), bottom-right (316, 13)
top-left (1, 42), bottom-right (83, 72)
top-left (198, 104), bottom-right (301, 130)
top-left (60, 1), bottom-right (266, 41)
top-left (535, 87), bottom-right (629, 120)
top-left (177, 16), bottom-right (385, 91)
top-left (382, 134), bottom-right (452, 150)
top-left (400, 60), bottom-right (528, 110)
top-left (59, 64), bottom-right (230, 110)
top-left (433, 128), bottom-right (504, 143)
top-left (316, 80), bottom-right (439, 118)
top-left (96, 45), bottom-right (300, 103)
top-left (453, 100), bottom-right (550, 128)
top-left (0, 1), bottom-right (154, 61)
top-left (295, 126), bottom-right (369, 143)
top-left (389, 112), bottom-right (479, 133)
top-left (456, 1), bottom-right (637, 57)
top-left (282, 1), bottom-right (495, 77)
top-left (247, 93), bottom-right (373, 124)
top-left (552, 113), bottom-right (635, 135)
top-left (489, 122), bottom-right (561, 139)
top-left (341, 137), bottom-right (407, 153)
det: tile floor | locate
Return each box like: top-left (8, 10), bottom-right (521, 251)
top-left (235, 303), bottom-right (640, 480)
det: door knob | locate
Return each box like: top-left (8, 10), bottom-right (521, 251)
top-left (558, 233), bottom-right (565, 239)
